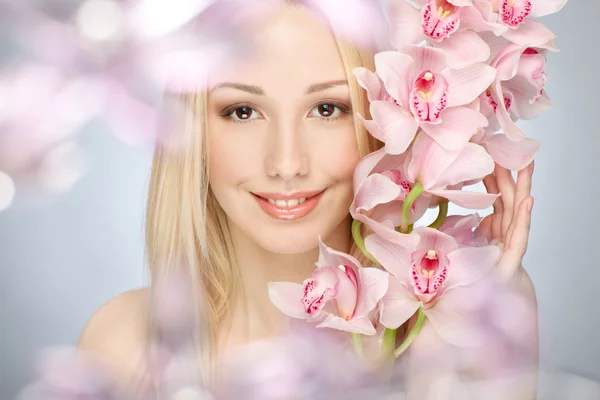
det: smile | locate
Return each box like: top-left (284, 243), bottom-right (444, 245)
top-left (251, 189), bottom-right (326, 220)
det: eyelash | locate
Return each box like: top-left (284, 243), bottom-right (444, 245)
top-left (221, 103), bottom-right (351, 124)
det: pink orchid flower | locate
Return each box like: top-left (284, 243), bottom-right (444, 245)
top-left (365, 227), bottom-right (501, 346)
top-left (471, 127), bottom-right (540, 170)
top-left (473, 0), bottom-right (567, 47)
top-left (350, 148), bottom-right (431, 243)
top-left (479, 33), bottom-right (556, 141)
top-left (387, 0), bottom-right (507, 68)
top-left (368, 45), bottom-right (494, 154)
top-left (352, 67), bottom-right (396, 142)
top-left (438, 213), bottom-right (490, 247)
top-left (405, 132), bottom-right (500, 209)
top-left (268, 238), bottom-right (389, 335)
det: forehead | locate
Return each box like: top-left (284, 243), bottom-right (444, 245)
top-left (207, 6), bottom-right (348, 93)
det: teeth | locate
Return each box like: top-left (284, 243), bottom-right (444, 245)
top-left (268, 197), bottom-right (307, 208)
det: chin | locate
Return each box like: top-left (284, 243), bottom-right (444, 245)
top-left (252, 210), bottom-right (352, 255)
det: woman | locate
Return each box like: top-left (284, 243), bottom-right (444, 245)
top-left (77, 0), bottom-right (537, 397)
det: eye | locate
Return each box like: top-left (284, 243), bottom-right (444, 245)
top-left (308, 103), bottom-right (350, 121)
top-left (223, 106), bottom-right (262, 124)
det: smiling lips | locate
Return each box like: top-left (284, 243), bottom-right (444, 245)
top-left (252, 189), bottom-right (326, 220)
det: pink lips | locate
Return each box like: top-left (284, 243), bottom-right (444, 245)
top-left (251, 190), bottom-right (326, 220)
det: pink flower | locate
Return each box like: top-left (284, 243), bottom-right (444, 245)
top-left (405, 132), bottom-right (499, 209)
top-left (350, 148), bottom-right (431, 243)
top-left (367, 45), bottom-right (494, 154)
top-left (471, 127), bottom-right (540, 170)
top-left (365, 227), bottom-right (501, 346)
top-left (268, 238), bottom-right (389, 335)
top-left (438, 213), bottom-right (489, 247)
top-left (479, 33), bottom-right (555, 141)
top-left (388, 0), bottom-right (508, 45)
top-left (473, 0), bottom-right (567, 47)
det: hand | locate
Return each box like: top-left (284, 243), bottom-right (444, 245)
top-left (477, 161), bottom-right (535, 283)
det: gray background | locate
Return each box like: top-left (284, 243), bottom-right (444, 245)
top-left (1, 1), bottom-right (598, 398)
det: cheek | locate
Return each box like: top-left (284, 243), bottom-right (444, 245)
top-left (207, 120), bottom-right (262, 193)
top-left (312, 125), bottom-right (361, 182)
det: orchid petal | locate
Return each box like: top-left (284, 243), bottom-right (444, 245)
top-left (493, 80), bottom-right (526, 141)
top-left (353, 67), bottom-right (383, 103)
top-left (512, 89), bottom-right (552, 120)
top-left (445, 246), bottom-right (500, 290)
top-left (444, 64), bottom-right (497, 107)
top-left (316, 238), bottom-right (363, 272)
top-left (504, 77), bottom-right (551, 119)
top-left (374, 51), bottom-right (413, 105)
top-left (268, 282), bottom-right (307, 319)
top-left (406, 45), bottom-right (448, 76)
top-left (424, 288), bottom-right (487, 347)
top-left (370, 101), bottom-right (419, 155)
top-left (412, 226), bottom-right (459, 256)
top-left (364, 233), bottom-right (414, 284)
top-left (433, 31), bottom-right (490, 69)
top-left (462, 3), bottom-right (508, 35)
top-left (316, 314), bottom-right (377, 335)
top-left (334, 267), bottom-right (359, 320)
top-left (427, 189), bottom-right (500, 209)
top-left (530, 0), bottom-right (568, 17)
top-left (353, 174), bottom-right (402, 214)
top-left (484, 133), bottom-right (540, 170)
top-left (354, 213), bottom-right (415, 245)
top-left (422, 107), bottom-right (488, 152)
top-left (388, 0), bottom-right (423, 50)
top-left (380, 276), bottom-right (420, 329)
top-left (354, 267), bottom-right (390, 318)
top-left (406, 133), bottom-right (459, 189)
top-left (501, 19), bottom-right (556, 48)
top-left (352, 148), bottom-right (387, 194)
top-left (431, 142), bottom-right (495, 190)
top-left (359, 115), bottom-right (386, 142)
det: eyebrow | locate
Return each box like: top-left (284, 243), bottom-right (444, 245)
top-left (211, 79), bottom-right (349, 95)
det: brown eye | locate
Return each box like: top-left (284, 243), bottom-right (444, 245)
top-left (235, 106), bottom-right (252, 120)
top-left (224, 106), bottom-right (260, 123)
top-left (309, 103), bottom-right (346, 120)
top-left (318, 104), bottom-right (334, 117)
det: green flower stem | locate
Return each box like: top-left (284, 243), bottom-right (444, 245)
top-left (428, 201), bottom-right (449, 230)
top-left (351, 219), bottom-right (379, 265)
top-left (393, 307), bottom-right (426, 358)
top-left (380, 327), bottom-right (397, 381)
top-left (351, 333), bottom-right (365, 360)
top-left (400, 183), bottom-right (425, 233)
top-left (381, 328), bottom-right (397, 360)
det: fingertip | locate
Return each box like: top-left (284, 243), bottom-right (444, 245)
top-left (528, 196), bottom-right (534, 212)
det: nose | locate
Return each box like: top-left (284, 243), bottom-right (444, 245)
top-left (265, 120), bottom-right (309, 182)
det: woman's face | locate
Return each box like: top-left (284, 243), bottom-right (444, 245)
top-left (207, 5), bottom-right (361, 254)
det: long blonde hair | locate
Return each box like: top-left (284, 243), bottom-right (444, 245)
top-left (144, 0), bottom-right (385, 385)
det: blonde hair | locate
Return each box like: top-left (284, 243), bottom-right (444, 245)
top-left (143, 0), bottom-right (384, 387)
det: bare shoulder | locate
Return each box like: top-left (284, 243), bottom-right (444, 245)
top-left (77, 288), bottom-right (151, 386)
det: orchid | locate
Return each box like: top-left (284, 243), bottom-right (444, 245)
top-left (365, 226), bottom-right (501, 347)
top-left (405, 131), bottom-right (499, 210)
top-left (472, 0), bottom-right (567, 47)
top-left (479, 33), bottom-right (555, 142)
top-left (387, 0), bottom-right (506, 68)
top-left (268, 238), bottom-right (389, 335)
top-left (365, 45), bottom-right (495, 154)
top-left (350, 148), bottom-right (431, 243)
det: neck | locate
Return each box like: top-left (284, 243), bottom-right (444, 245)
top-left (223, 215), bottom-right (354, 347)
